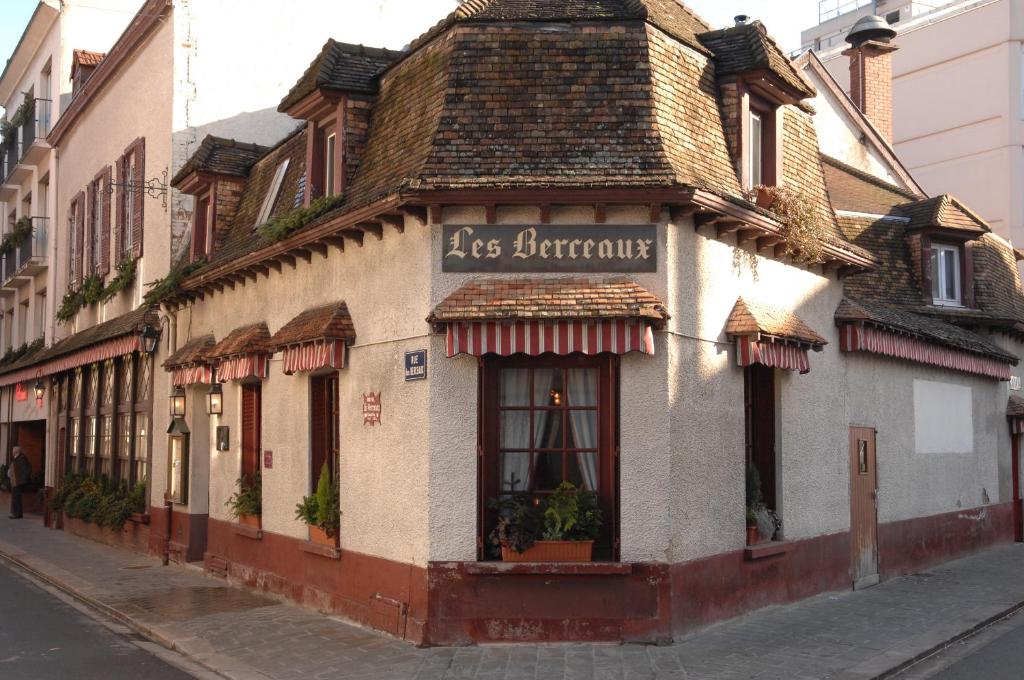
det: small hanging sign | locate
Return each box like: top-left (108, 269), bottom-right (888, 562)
top-left (363, 392), bottom-right (382, 426)
top-left (263, 450), bottom-right (273, 469)
top-left (14, 383), bottom-right (27, 402)
top-left (404, 350), bottom-right (427, 382)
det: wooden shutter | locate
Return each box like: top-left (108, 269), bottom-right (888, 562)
top-left (241, 384), bottom-right (261, 480)
top-left (309, 375), bottom-right (327, 490)
top-left (74, 190), bottom-right (85, 286)
top-left (114, 156), bottom-right (125, 262)
top-left (86, 181), bottom-right (96, 275)
top-left (101, 166), bottom-right (111, 274)
top-left (191, 196), bottom-right (208, 261)
top-left (131, 139), bottom-right (144, 258)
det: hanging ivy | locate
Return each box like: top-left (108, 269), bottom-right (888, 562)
top-left (752, 185), bottom-right (826, 266)
top-left (142, 257), bottom-right (206, 308)
top-left (0, 119), bottom-right (13, 147)
top-left (0, 217), bottom-right (33, 256)
top-left (100, 259), bottom-right (137, 303)
top-left (0, 338), bottom-right (43, 367)
top-left (9, 93), bottom-right (34, 128)
top-left (259, 193), bottom-right (346, 243)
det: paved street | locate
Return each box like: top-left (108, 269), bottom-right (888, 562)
top-left (2, 517), bottom-right (1024, 679)
top-left (0, 558), bottom-right (195, 680)
top-left (897, 610), bottom-right (1024, 679)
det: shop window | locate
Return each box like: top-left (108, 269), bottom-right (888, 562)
top-left (482, 356), bottom-right (618, 559)
top-left (99, 415), bottom-right (113, 477)
top-left (930, 243), bottom-right (962, 306)
top-left (118, 413), bottom-right (131, 473)
top-left (135, 413), bottom-right (149, 483)
top-left (744, 364), bottom-right (780, 540)
top-left (69, 417), bottom-right (81, 473)
top-left (166, 418), bottom-right (189, 504)
top-left (85, 416), bottom-right (98, 472)
top-left (309, 373), bottom-right (339, 492)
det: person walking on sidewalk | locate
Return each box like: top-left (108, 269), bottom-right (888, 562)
top-left (8, 447), bottom-right (31, 519)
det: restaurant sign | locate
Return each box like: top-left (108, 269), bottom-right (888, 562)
top-left (442, 225), bottom-right (657, 273)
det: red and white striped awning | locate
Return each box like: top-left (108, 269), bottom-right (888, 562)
top-left (281, 339), bottom-right (346, 375)
top-left (0, 334), bottom-right (138, 388)
top-left (445, 319), bottom-right (655, 358)
top-left (216, 354), bottom-right (270, 382)
top-left (735, 336), bottom-right (811, 374)
top-left (840, 324), bottom-right (1011, 381)
top-left (1011, 418), bottom-right (1024, 435)
top-left (172, 364), bottom-right (213, 387)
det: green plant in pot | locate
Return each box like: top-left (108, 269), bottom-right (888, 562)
top-left (226, 473), bottom-right (262, 528)
top-left (295, 462), bottom-right (340, 547)
top-left (489, 482), bottom-right (602, 563)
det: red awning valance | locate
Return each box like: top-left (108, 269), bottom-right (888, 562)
top-left (841, 324), bottom-right (1011, 380)
top-left (734, 336), bottom-right (811, 374)
top-left (216, 354), bottom-right (270, 382)
top-left (281, 339), bottom-right (346, 375)
top-left (445, 319), bottom-right (655, 358)
top-left (173, 365), bottom-right (213, 387)
top-left (0, 334), bottom-right (138, 388)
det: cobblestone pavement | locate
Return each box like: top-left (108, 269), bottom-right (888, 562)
top-left (1, 517), bottom-right (1023, 680)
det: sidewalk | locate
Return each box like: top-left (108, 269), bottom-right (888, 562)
top-left (1, 518), bottom-right (1023, 680)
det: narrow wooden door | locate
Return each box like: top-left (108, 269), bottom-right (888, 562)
top-left (241, 384), bottom-right (261, 480)
top-left (1013, 434), bottom-right (1022, 542)
top-left (849, 426), bottom-right (879, 589)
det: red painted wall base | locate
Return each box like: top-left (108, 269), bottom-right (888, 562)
top-left (177, 504), bottom-right (1017, 645)
top-left (62, 515), bottom-right (151, 555)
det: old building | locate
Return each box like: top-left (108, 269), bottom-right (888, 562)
top-left (146, 1), bottom-right (1024, 646)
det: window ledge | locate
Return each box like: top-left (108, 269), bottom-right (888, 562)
top-left (744, 540), bottom-right (793, 561)
top-left (461, 562), bottom-right (633, 576)
top-left (300, 541), bottom-right (340, 560)
top-left (232, 524), bottom-right (262, 540)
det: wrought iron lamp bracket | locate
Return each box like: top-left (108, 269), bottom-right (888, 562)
top-left (107, 168), bottom-right (170, 210)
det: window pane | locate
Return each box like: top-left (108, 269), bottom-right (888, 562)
top-left (567, 410), bottom-right (597, 449)
top-left (532, 452), bottom-right (563, 491)
top-left (135, 414), bottom-right (148, 482)
top-left (534, 410), bottom-right (563, 449)
top-left (501, 451), bottom-right (531, 492)
top-left (325, 134), bottom-right (336, 197)
top-left (567, 369), bottom-right (598, 407)
top-left (944, 249), bottom-right (958, 301)
top-left (749, 111), bottom-right (762, 188)
top-left (501, 411), bottom-right (530, 449)
top-left (500, 369), bottom-right (529, 406)
top-left (572, 452), bottom-right (599, 491)
top-left (118, 414), bottom-right (131, 461)
top-left (533, 368), bottom-right (563, 406)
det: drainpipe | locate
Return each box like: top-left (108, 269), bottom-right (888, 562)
top-left (162, 497), bottom-right (172, 566)
top-left (161, 305), bottom-right (177, 566)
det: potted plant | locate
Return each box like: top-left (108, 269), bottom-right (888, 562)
top-left (490, 482), bottom-right (602, 563)
top-left (746, 461), bottom-right (764, 545)
top-left (226, 473), bottom-right (261, 528)
top-left (745, 507), bottom-right (759, 547)
top-left (295, 462), bottom-right (339, 547)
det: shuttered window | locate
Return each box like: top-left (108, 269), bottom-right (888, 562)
top-left (309, 373), bottom-right (339, 492)
top-left (241, 383), bottom-right (261, 481)
top-left (116, 139), bottom-right (144, 261)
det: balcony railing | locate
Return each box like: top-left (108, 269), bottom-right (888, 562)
top-left (2, 139), bottom-right (17, 182)
top-left (1, 217), bottom-right (47, 283)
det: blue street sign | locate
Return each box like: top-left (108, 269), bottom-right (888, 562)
top-left (405, 350), bottom-right (427, 381)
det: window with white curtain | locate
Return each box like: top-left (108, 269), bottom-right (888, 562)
top-left (930, 243), bottom-right (962, 306)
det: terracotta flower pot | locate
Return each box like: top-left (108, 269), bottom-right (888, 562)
top-left (309, 524), bottom-right (337, 548)
top-left (239, 513), bottom-right (260, 529)
top-left (755, 186), bottom-right (775, 209)
top-left (746, 525), bottom-right (759, 546)
top-left (501, 540), bottom-right (594, 563)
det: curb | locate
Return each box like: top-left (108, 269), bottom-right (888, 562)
top-left (0, 545), bottom-right (233, 680)
top-left (874, 600), bottom-right (1024, 679)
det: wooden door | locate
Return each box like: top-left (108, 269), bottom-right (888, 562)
top-left (1013, 433), bottom-right (1022, 542)
top-left (241, 384), bottom-right (261, 480)
top-left (849, 426), bottom-right (879, 589)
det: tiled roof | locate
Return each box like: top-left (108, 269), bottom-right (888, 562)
top-left (171, 136), bottom-right (271, 187)
top-left (698, 21), bottom-right (815, 99)
top-left (163, 335), bottom-right (216, 369)
top-left (72, 49), bottom-right (105, 70)
top-left (725, 297), bottom-right (827, 347)
top-left (37, 307), bottom-right (154, 366)
top-left (1008, 394), bottom-right (1024, 418)
top-left (897, 195), bottom-right (990, 234)
top-left (972, 233), bottom-right (1024, 323)
top-left (428, 277), bottom-right (669, 327)
top-left (279, 40), bottom-right (398, 113)
top-left (821, 155), bottom-right (918, 215)
top-left (269, 303), bottom-right (356, 349)
top-left (835, 298), bottom-right (1016, 363)
top-left (208, 323), bottom-right (271, 359)
top-left (836, 215), bottom-right (923, 308)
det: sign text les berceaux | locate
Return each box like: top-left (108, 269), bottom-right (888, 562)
top-left (442, 225), bottom-right (657, 273)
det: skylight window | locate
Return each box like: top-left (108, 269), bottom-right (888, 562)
top-left (255, 159), bottom-right (290, 228)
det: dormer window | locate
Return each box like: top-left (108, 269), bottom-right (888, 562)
top-left (255, 159), bottom-right (290, 228)
top-left (930, 243), bottom-right (962, 306)
top-left (324, 133), bottom-right (337, 198)
top-left (191, 192), bottom-right (212, 261)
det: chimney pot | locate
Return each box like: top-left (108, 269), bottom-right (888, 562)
top-left (843, 15), bottom-right (899, 143)
top-left (734, 15), bottom-right (749, 27)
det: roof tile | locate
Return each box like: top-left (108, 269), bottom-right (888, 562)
top-left (725, 297), bottom-right (827, 346)
top-left (269, 303), bottom-right (356, 349)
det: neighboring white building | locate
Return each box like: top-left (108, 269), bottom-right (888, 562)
top-left (802, 0), bottom-right (1024, 250)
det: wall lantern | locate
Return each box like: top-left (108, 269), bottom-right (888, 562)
top-left (33, 379), bottom-right (45, 405)
top-left (139, 323), bottom-right (161, 355)
top-left (166, 417), bottom-right (190, 505)
top-left (207, 383), bottom-right (223, 416)
top-left (170, 386), bottom-right (186, 418)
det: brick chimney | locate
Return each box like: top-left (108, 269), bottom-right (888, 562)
top-left (842, 15), bottom-right (899, 142)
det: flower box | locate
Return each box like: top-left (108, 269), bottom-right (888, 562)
top-left (238, 513), bottom-right (260, 529)
top-left (501, 540), bottom-right (594, 563)
top-left (309, 525), bottom-right (337, 548)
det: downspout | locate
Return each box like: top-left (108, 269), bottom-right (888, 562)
top-left (162, 305), bottom-right (177, 566)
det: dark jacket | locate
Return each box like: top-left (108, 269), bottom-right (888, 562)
top-left (10, 454), bottom-right (30, 487)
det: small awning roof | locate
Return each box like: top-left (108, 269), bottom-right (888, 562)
top-left (164, 335), bottom-right (216, 386)
top-left (270, 303), bottom-right (355, 375)
top-left (725, 297), bottom-right (827, 349)
top-left (1009, 395), bottom-right (1024, 434)
top-left (209, 323), bottom-right (271, 359)
top-left (429, 278), bottom-right (668, 358)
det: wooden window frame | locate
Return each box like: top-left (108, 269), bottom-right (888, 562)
top-left (479, 354), bottom-right (620, 561)
top-left (929, 241), bottom-right (965, 307)
top-left (191, 191), bottom-right (212, 261)
top-left (309, 372), bottom-right (340, 493)
top-left (744, 364), bottom-right (780, 524)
